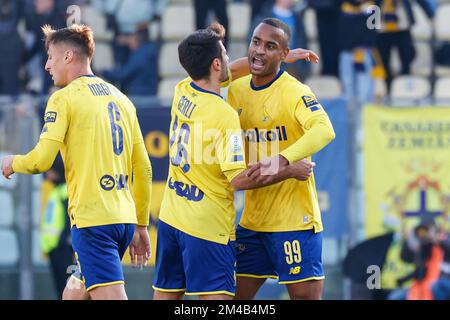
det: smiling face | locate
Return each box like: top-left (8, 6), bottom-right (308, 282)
top-left (248, 23), bottom-right (289, 78)
top-left (45, 42), bottom-right (70, 87)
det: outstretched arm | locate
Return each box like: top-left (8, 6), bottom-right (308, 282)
top-left (2, 139), bottom-right (62, 179)
top-left (228, 48), bottom-right (320, 81)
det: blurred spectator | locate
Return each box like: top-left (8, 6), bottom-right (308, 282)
top-left (100, 31), bottom-right (158, 96)
top-left (0, 0), bottom-right (24, 95)
top-left (193, 0), bottom-right (229, 46)
top-left (249, 0), bottom-right (274, 22)
top-left (389, 217), bottom-right (449, 300)
top-left (306, 0), bottom-right (340, 76)
top-left (374, 0), bottom-right (435, 91)
top-left (40, 154), bottom-right (74, 299)
top-left (338, 0), bottom-right (377, 104)
top-left (431, 229), bottom-right (450, 300)
top-left (251, 0), bottom-right (311, 81)
top-left (92, 0), bottom-right (166, 66)
top-left (24, 0), bottom-right (67, 94)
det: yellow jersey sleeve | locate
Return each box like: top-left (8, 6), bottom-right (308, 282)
top-left (40, 90), bottom-right (70, 143)
top-left (280, 115), bottom-right (336, 164)
top-left (13, 139), bottom-right (62, 174)
top-left (294, 86), bottom-right (328, 127)
top-left (131, 141), bottom-right (152, 226)
top-left (133, 114), bottom-right (145, 145)
top-left (214, 110), bottom-right (246, 180)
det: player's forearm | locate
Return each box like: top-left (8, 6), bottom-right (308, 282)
top-left (280, 115), bottom-right (336, 164)
top-left (12, 139), bottom-right (62, 174)
top-left (229, 57), bottom-right (250, 81)
top-left (230, 165), bottom-right (291, 191)
top-left (132, 142), bottom-right (152, 226)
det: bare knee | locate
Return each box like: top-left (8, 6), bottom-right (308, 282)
top-left (153, 290), bottom-right (184, 300)
top-left (200, 294), bottom-right (233, 300)
top-left (63, 276), bottom-right (90, 300)
top-left (287, 280), bottom-right (324, 300)
top-left (89, 284), bottom-right (127, 300)
top-left (235, 277), bottom-right (266, 300)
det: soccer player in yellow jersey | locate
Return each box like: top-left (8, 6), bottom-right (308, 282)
top-left (227, 18), bottom-right (336, 300)
top-left (1, 25), bottom-right (152, 300)
top-left (152, 24), bottom-right (315, 300)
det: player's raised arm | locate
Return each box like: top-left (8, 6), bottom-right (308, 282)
top-left (227, 48), bottom-right (320, 82)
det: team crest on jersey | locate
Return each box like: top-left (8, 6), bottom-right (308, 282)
top-left (44, 112), bottom-right (57, 123)
top-left (262, 106), bottom-right (272, 123)
top-left (302, 95), bottom-right (320, 112)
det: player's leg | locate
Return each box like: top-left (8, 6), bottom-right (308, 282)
top-left (71, 224), bottom-right (135, 300)
top-left (286, 278), bottom-right (324, 300)
top-left (181, 231), bottom-right (236, 299)
top-left (62, 274), bottom-right (90, 300)
top-left (268, 229), bottom-right (325, 300)
top-left (235, 277), bottom-right (266, 300)
top-left (153, 220), bottom-right (186, 300)
top-left (153, 291), bottom-right (185, 300)
top-left (235, 225), bottom-right (277, 300)
top-left (89, 284), bottom-right (127, 300)
top-left (199, 293), bottom-right (233, 300)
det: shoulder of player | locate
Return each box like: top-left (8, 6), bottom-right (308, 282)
top-left (210, 99), bottom-right (240, 122)
top-left (229, 74), bottom-right (252, 92)
top-left (47, 86), bottom-right (71, 105)
top-left (280, 74), bottom-right (314, 97)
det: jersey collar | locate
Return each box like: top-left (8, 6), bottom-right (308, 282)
top-left (250, 69), bottom-right (284, 91)
top-left (76, 74), bottom-right (97, 79)
top-left (190, 82), bottom-right (223, 99)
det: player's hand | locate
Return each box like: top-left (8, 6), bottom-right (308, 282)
top-left (284, 48), bottom-right (319, 64)
top-left (129, 225), bottom-right (151, 269)
top-left (2, 155), bottom-right (15, 180)
top-left (288, 159), bottom-right (315, 181)
top-left (247, 155), bottom-right (289, 183)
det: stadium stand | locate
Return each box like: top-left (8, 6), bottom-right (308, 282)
top-left (434, 76), bottom-right (450, 103)
top-left (305, 76), bottom-right (342, 99)
top-left (390, 75), bottom-right (432, 106)
top-left (0, 230), bottom-right (18, 266)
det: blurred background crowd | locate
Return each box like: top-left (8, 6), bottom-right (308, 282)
top-left (0, 0), bottom-right (448, 104)
top-left (0, 0), bottom-right (449, 300)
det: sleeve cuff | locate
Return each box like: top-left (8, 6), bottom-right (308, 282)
top-left (279, 151), bottom-right (295, 165)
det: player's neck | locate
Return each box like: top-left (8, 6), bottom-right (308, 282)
top-left (251, 68), bottom-right (281, 87)
top-left (67, 64), bottom-right (95, 84)
top-left (193, 78), bottom-right (220, 95)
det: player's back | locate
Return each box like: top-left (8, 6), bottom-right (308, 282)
top-left (159, 78), bottom-right (246, 245)
top-left (42, 75), bottom-right (141, 228)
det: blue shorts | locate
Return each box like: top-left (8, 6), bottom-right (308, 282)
top-left (153, 220), bottom-right (236, 296)
top-left (235, 225), bottom-right (324, 284)
top-left (71, 223), bottom-right (135, 291)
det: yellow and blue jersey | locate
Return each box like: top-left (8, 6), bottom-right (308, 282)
top-left (40, 75), bottom-right (144, 228)
top-left (159, 78), bottom-right (246, 245)
top-left (228, 70), bottom-right (328, 233)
